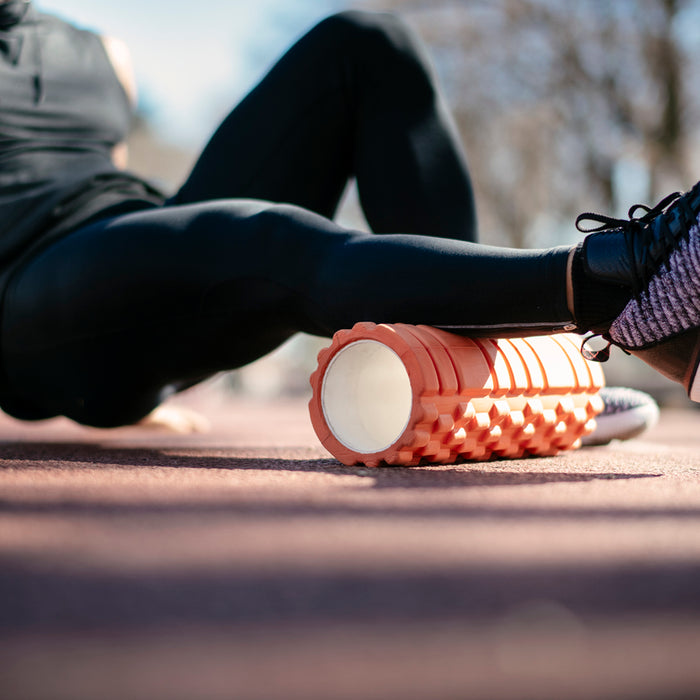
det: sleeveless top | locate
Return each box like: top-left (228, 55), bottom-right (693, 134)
top-left (0, 0), bottom-right (167, 419)
top-left (0, 1), bottom-right (166, 273)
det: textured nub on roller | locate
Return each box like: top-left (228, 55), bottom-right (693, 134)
top-left (309, 322), bottom-right (605, 467)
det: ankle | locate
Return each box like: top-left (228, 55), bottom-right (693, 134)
top-left (570, 240), bottom-right (633, 333)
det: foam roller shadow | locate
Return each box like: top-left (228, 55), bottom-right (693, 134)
top-left (309, 323), bottom-right (605, 467)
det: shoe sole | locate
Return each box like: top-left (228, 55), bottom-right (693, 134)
top-left (691, 376), bottom-right (700, 402)
top-left (309, 323), bottom-right (605, 467)
top-left (580, 400), bottom-right (659, 446)
top-left (689, 340), bottom-right (700, 402)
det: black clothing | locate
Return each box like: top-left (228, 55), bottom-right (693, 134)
top-left (0, 10), bottom-right (572, 426)
top-left (0, 2), bottom-right (164, 269)
top-left (3, 204), bottom-right (570, 426)
top-left (174, 11), bottom-right (477, 239)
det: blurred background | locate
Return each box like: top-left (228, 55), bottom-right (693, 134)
top-left (36, 0), bottom-right (700, 405)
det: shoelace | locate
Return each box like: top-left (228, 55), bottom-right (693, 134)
top-left (576, 184), bottom-right (700, 362)
top-left (576, 191), bottom-right (682, 294)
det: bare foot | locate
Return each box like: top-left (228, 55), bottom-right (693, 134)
top-left (137, 404), bottom-right (211, 434)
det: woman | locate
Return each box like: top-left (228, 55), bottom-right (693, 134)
top-left (0, 1), bottom-right (697, 430)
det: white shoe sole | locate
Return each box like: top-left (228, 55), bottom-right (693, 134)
top-left (690, 360), bottom-right (700, 402)
top-left (581, 400), bottom-right (659, 446)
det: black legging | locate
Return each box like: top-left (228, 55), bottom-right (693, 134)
top-left (0, 11), bottom-right (572, 427)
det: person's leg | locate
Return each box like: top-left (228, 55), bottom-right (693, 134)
top-left (172, 11), bottom-right (477, 241)
top-left (1, 199), bottom-right (570, 427)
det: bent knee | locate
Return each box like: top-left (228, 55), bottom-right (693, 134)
top-left (313, 11), bottom-right (435, 86)
top-left (319, 9), bottom-right (413, 40)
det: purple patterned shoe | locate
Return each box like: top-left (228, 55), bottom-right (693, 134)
top-left (574, 181), bottom-right (700, 401)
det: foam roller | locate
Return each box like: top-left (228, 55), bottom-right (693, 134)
top-left (309, 323), bottom-right (605, 467)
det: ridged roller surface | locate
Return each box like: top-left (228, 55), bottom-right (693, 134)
top-left (309, 323), bottom-right (605, 467)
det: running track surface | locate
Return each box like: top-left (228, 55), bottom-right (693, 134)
top-left (1, 384), bottom-right (699, 700)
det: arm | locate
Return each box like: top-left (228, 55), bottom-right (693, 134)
top-left (100, 35), bottom-right (137, 169)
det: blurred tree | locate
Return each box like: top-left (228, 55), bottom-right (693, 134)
top-left (353, 0), bottom-right (699, 246)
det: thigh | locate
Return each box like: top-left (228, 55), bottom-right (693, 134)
top-left (1, 199), bottom-right (332, 426)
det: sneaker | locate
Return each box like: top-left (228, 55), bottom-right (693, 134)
top-left (580, 386), bottom-right (659, 446)
top-left (574, 181), bottom-right (700, 401)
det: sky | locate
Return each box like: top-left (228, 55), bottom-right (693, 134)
top-left (36, 0), bottom-right (351, 149)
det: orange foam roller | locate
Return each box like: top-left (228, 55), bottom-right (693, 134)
top-left (308, 323), bottom-right (605, 467)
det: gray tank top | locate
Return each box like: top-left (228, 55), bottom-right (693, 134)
top-left (0, 1), bottom-right (165, 269)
